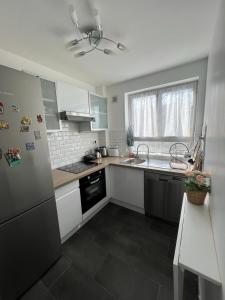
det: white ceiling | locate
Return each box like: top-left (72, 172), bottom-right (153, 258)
top-left (0, 0), bottom-right (219, 86)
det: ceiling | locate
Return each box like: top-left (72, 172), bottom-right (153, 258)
top-left (0, 0), bottom-right (219, 86)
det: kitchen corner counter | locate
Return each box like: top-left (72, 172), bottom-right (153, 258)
top-left (52, 157), bottom-right (122, 189)
top-left (52, 156), bottom-right (190, 189)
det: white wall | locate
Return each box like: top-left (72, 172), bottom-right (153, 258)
top-left (204, 0), bottom-right (225, 299)
top-left (106, 58), bottom-right (208, 132)
top-left (105, 59), bottom-right (208, 154)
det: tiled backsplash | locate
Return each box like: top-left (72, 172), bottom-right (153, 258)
top-left (47, 121), bottom-right (99, 169)
top-left (106, 130), bottom-right (193, 156)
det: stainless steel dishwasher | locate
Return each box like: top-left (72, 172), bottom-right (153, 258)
top-left (144, 171), bottom-right (185, 224)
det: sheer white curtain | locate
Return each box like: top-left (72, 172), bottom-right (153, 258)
top-left (129, 90), bottom-right (158, 137)
top-left (128, 81), bottom-right (197, 140)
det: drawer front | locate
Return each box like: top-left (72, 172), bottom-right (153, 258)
top-left (56, 189), bottom-right (82, 239)
top-left (55, 180), bottom-right (79, 199)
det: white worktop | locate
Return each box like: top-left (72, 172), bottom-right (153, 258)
top-left (178, 194), bottom-right (221, 285)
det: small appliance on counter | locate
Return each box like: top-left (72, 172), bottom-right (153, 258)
top-left (108, 146), bottom-right (119, 157)
top-left (99, 146), bottom-right (108, 157)
top-left (95, 148), bottom-right (102, 159)
top-left (83, 153), bottom-right (97, 162)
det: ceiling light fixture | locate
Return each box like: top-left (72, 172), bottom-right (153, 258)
top-left (67, 4), bottom-right (126, 57)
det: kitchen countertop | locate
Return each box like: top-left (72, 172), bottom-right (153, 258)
top-left (52, 156), bottom-right (190, 189)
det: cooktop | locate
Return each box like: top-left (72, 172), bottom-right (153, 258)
top-left (57, 161), bottom-right (98, 174)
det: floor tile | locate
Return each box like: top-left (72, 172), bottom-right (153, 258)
top-left (42, 256), bottom-right (72, 288)
top-left (63, 238), bottom-right (107, 277)
top-left (95, 255), bottom-right (160, 300)
top-left (21, 203), bottom-right (198, 300)
top-left (51, 265), bottom-right (115, 300)
top-left (20, 281), bottom-right (55, 300)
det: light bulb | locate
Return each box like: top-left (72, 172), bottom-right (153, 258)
top-left (104, 49), bottom-right (112, 55)
top-left (117, 43), bottom-right (126, 51)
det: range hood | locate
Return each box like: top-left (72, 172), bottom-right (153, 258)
top-left (60, 111), bottom-right (95, 122)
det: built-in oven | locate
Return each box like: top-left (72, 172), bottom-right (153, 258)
top-left (79, 169), bottom-right (106, 214)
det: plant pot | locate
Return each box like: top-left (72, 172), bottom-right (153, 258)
top-left (127, 146), bottom-right (134, 157)
top-left (186, 191), bottom-right (207, 205)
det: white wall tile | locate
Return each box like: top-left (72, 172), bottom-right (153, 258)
top-left (47, 121), bottom-right (99, 169)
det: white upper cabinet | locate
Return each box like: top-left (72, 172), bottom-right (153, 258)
top-left (40, 78), bottom-right (60, 131)
top-left (57, 81), bottom-right (90, 114)
top-left (90, 93), bottom-right (108, 130)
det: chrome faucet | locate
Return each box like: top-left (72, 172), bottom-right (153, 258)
top-left (136, 144), bottom-right (150, 159)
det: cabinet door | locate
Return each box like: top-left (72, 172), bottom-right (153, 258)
top-left (110, 166), bottom-right (144, 208)
top-left (165, 178), bottom-right (184, 223)
top-left (56, 188), bottom-right (82, 240)
top-left (90, 94), bottom-right (108, 130)
top-left (40, 78), bottom-right (60, 131)
top-left (57, 81), bottom-right (89, 114)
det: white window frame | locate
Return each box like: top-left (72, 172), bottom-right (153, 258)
top-left (126, 77), bottom-right (199, 143)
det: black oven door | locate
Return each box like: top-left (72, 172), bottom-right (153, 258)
top-left (80, 169), bottom-right (106, 214)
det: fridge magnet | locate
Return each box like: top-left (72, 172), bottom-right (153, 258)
top-left (0, 120), bottom-right (9, 129)
top-left (10, 104), bottom-right (20, 112)
top-left (5, 148), bottom-right (22, 167)
top-left (37, 114), bottom-right (43, 123)
top-left (21, 116), bottom-right (32, 126)
top-left (0, 102), bottom-right (4, 114)
top-left (0, 148), bottom-right (2, 160)
top-left (20, 125), bottom-right (29, 132)
top-left (34, 130), bottom-right (41, 140)
top-left (25, 142), bottom-right (35, 151)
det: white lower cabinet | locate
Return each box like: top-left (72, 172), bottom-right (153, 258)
top-left (110, 166), bottom-right (144, 212)
top-left (55, 181), bottom-right (82, 242)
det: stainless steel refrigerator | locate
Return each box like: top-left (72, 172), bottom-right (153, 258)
top-left (0, 65), bottom-right (61, 300)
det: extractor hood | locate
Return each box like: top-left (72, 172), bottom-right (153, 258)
top-left (60, 111), bottom-right (95, 122)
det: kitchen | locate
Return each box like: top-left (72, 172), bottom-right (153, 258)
top-left (0, 1), bottom-right (225, 300)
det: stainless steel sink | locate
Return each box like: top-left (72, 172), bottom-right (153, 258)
top-left (121, 158), bottom-right (145, 165)
top-left (142, 159), bottom-right (171, 169)
top-left (121, 157), bottom-right (171, 169)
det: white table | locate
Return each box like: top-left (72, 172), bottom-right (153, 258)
top-left (173, 194), bottom-right (221, 300)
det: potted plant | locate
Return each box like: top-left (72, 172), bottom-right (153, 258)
top-left (127, 126), bottom-right (134, 157)
top-left (185, 170), bottom-right (211, 205)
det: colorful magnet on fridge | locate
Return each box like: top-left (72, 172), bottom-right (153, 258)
top-left (0, 102), bottom-right (4, 114)
top-left (10, 104), bottom-right (20, 112)
top-left (0, 120), bottom-right (9, 129)
top-left (34, 130), bottom-right (41, 140)
top-left (20, 125), bottom-right (30, 132)
top-left (37, 114), bottom-right (43, 123)
top-left (25, 142), bottom-right (35, 151)
top-left (21, 116), bottom-right (32, 125)
top-left (5, 148), bottom-right (22, 167)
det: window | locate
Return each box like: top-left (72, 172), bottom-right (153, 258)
top-left (128, 81), bottom-right (198, 142)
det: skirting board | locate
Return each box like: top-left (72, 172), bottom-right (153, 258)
top-left (110, 198), bottom-right (145, 215)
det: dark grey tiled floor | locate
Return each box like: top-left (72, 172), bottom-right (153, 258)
top-left (20, 203), bottom-right (198, 300)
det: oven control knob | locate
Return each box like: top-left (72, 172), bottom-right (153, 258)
top-left (88, 176), bottom-right (90, 180)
